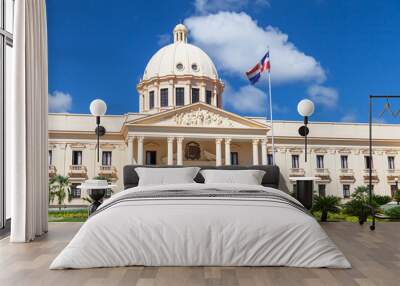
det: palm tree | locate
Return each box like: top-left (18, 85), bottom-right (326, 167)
top-left (49, 175), bottom-right (71, 210)
top-left (395, 190), bottom-right (400, 205)
top-left (312, 195), bottom-right (341, 222)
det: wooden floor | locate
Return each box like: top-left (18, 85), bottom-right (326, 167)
top-left (0, 222), bottom-right (399, 286)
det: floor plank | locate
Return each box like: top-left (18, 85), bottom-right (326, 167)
top-left (0, 222), bottom-right (399, 286)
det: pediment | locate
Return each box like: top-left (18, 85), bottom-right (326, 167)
top-left (127, 103), bottom-right (268, 129)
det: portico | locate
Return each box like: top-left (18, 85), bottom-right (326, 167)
top-left (124, 102), bottom-right (269, 166)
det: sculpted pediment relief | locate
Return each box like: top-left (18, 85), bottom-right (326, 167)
top-left (127, 102), bottom-right (267, 129)
top-left (154, 108), bottom-right (250, 128)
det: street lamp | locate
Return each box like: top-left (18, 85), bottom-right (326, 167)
top-left (90, 99), bottom-right (107, 162)
top-left (297, 99), bottom-right (315, 162)
top-left (395, 177), bottom-right (398, 190)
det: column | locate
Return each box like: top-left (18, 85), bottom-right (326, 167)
top-left (168, 82), bottom-right (174, 107)
top-left (127, 136), bottom-right (134, 164)
top-left (215, 138), bottom-right (222, 166)
top-left (252, 139), bottom-right (259, 165)
top-left (167, 137), bottom-right (175, 165)
top-left (261, 139), bottom-right (267, 165)
top-left (137, 136), bottom-right (144, 165)
top-left (213, 86), bottom-right (218, 107)
top-left (200, 83), bottom-right (206, 102)
top-left (139, 93), bottom-right (144, 112)
top-left (224, 138), bottom-right (231, 165)
top-left (177, 137), bottom-right (184, 165)
top-left (185, 84), bottom-right (191, 105)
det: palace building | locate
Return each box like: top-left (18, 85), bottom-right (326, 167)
top-left (48, 24), bottom-right (400, 205)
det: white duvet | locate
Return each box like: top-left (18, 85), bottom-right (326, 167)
top-left (50, 183), bottom-right (351, 269)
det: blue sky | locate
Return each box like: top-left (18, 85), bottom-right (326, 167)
top-left (47, 0), bottom-right (400, 123)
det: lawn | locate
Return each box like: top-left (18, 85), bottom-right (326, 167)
top-left (48, 208), bottom-right (396, 223)
top-left (48, 208), bottom-right (88, 222)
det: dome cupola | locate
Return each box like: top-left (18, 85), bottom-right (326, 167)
top-left (173, 23), bottom-right (188, 43)
top-left (137, 24), bottom-right (224, 114)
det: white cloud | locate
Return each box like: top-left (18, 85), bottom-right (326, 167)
top-left (273, 103), bottom-right (289, 114)
top-left (194, 0), bottom-right (270, 14)
top-left (307, 85), bottom-right (338, 108)
top-left (223, 83), bottom-right (267, 114)
top-left (185, 12), bottom-right (326, 84)
top-left (48, 91), bottom-right (72, 113)
top-left (340, 113), bottom-right (357, 123)
top-left (157, 33), bottom-right (171, 46)
top-left (372, 117), bottom-right (387, 124)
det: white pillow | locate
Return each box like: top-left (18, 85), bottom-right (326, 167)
top-left (200, 169), bottom-right (266, 185)
top-left (135, 167), bottom-right (200, 186)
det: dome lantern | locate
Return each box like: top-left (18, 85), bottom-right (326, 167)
top-left (173, 24), bottom-right (188, 43)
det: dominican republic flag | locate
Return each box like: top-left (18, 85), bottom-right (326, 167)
top-left (246, 51), bottom-right (270, 85)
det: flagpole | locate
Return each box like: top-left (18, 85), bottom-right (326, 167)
top-left (267, 64), bottom-right (275, 165)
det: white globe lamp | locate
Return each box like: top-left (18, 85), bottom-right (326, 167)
top-left (297, 99), bottom-right (315, 117)
top-left (297, 99), bottom-right (315, 162)
top-left (90, 99), bottom-right (107, 162)
top-left (90, 99), bottom-right (107, 117)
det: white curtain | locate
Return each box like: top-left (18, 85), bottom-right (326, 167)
top-left (9, 0), bottom-right (48, 242)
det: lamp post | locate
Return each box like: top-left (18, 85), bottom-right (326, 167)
top-left (90, 99), bottom-right (107, 162)
top-left (395, 177), bottom-right (399, 191)
top-left (297, 99), bottom-right (315, 162)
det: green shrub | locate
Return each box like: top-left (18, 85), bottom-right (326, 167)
top-left (372, 195), bottom-right (392, 205)
top-left (384, 206), bottom-right (400, 218)
top-left (343, 186), bottom-right (379, 217)
top-left (311, 195), bottom-right (341, 222)
top-left (394, 190), bottom-right (400, 205)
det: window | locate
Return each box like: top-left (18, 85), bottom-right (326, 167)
top-left (145, 151), bottom-right (157, 165)
top-left (1, 0), bottom-right (14, 229)
top-left (291, 155), bottom-right (299, 169)
top-left (364, 156), bottom-right (373, 169)
top-left (340, 155), bottom-right (348, 169)
top-left (318, 185), bottom-right (326, 197)
top-left (72, 151), bottom-right (82, 165)
top-left (267, 154), bottom-right (273, 166)
top-left (175, 87), bottom-right (184, 106)
top-left (70, 184), bottom-right (81, 199)
top-left (343, 185), bottom-right (350, 198)
top-left (391, 185), bottom-right (397, 198)
top-left (160, 88), bottom-right (168, 107)
top-left (191, 88), bottom-right (199, 103)
top-left (388, 156), bottom-right (395, 170)
top-left (48, 150), bottom-right (53, 165)
top-left (231, 152), bottom-right (239, 165)
top-left (316, 155), bottom-right (324, 169)
top-left (102, 151), bottom-right (112, 166)
top-left (206, 90), bottom-right (212, 105)
top-left (149, 91), bottom-right (154, 109)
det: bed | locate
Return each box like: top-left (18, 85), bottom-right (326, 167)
top-left (50, 165), bottom-right (350, 269)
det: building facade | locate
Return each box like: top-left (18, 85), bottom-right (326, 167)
top-left (48, 24), bottom-right (400, 205)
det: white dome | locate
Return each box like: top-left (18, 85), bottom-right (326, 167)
top-left (143, 24), bottom-right (219, 81)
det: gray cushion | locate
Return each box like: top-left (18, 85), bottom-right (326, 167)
top-left (123, 165), bottom-right (280, 190)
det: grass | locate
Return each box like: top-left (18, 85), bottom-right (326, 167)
top-left (47, 208), bottom-right (398, 223)
top-left (48, 208), bottom-right (88, 222)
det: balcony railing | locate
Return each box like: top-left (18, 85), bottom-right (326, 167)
top-left (48, 165), bottom-right (57, 176)
top-left (289, 168), bottom-right (305, 176)
top-left (386, 169), bottom-right (400, 175)
top-left (98, 165), bottom-right (117, 179)
top-left (68, 165), bottom-right (88, 177)
top-left (363, 169), bottom-right (377, 175)
top-left (363, 168), bottom-right (379, 183)
top-left (315, 168), bottom-right (330, 176)
top-left (339, 168), bottom-right (354, 176)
